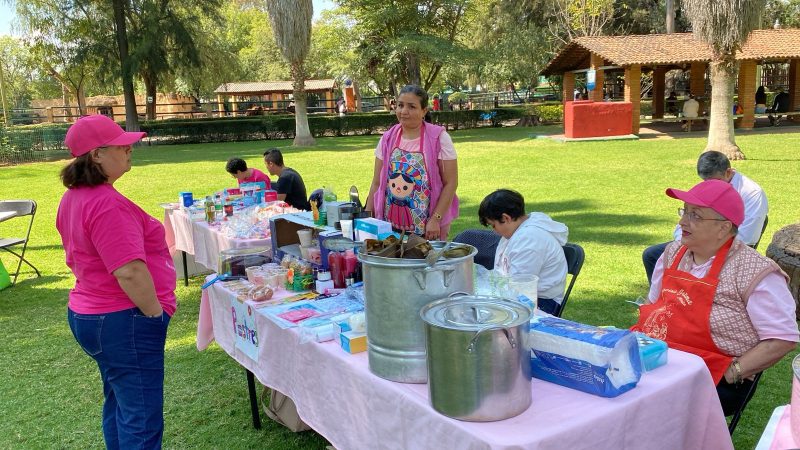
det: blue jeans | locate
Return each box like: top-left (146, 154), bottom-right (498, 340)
top-left (538, 298), bottom-right (559, 316)
top-left (68, 307), bottom-right (170, 450)
top-left (642, 242), bottom-right (669, 284)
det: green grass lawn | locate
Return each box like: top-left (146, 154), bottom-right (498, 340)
top-left (1, 125), bottom-right (799, 449)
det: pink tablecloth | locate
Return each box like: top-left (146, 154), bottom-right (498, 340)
top-left (163, 209), bottom-right (271, 271)
top-left (198, 282), bottom-right (734, 450)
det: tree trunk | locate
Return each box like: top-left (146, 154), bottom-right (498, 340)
top-left (143, 73), bottom-right (158, 121)
top-left (76, 82), bottom-right (87, 116)
top-left (291, 63), bottom-right (316, 146)
top-left (61, 83), bottom-right (73, 121)
top-left (405, 53), bottom-right (421, 86)
top-left (112, 0), bottom-right (140, 131)
top-left (705, 58), bottom-right (745, 160)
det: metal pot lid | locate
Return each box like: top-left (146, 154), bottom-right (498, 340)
top-left (420, 295), bottom-right (531, 331)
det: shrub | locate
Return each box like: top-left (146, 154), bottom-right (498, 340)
top-left (527, 103), bottom-right (564, 123)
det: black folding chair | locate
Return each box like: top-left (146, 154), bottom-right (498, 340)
top-left (748, 215), bottom-right (768, 250)
top-left (0, 200), bottom-right (40, 285)
top-left (552, 243), bottom-right (585, 318)
top-left (727, 372), bottom-right (763, 435)
top-left (453, 229), bottom-right (501, 270)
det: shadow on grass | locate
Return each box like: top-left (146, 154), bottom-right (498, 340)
top-left (453, 197), bottom-right (674, 246)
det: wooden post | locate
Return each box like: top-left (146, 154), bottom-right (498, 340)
top-left (217, 95), bottom-right (224, 117)
top-left (624, 65), bottom-right (642, 134)
top-left (737, 60), bottom-right (757, 129)
top-left (589, 54), bottom-right (605, 102)
top-left (653, 67), bottom-right (666, 119)
top-left (789, 59), bottom-right (800, 122)
top-left (562, 72), bottom-right (575, 105)
top-left (690, 62), bottom-right (707, 115)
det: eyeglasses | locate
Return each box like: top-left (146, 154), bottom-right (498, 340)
top-left (677, 208), bottom-right (728, 223)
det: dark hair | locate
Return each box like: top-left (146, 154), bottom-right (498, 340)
top-left (263, 148), bottom-right (284, 166)
top-left (756, 86), bottom-right (765, 95)
top-left (478, 189), bottom-right (526, 227)
top-left (398, 85), bottom-right (429, 109)
top-left (697, 151), bottom-right (730, 180)
top-left (60, 152), bottom-right (108, 188)
top-left (225, 157), bottom-right (247, 174)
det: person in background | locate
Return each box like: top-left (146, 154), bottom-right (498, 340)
top-left (633, 179), bottom-right (797, 416)
top-left (755, 86), bottom-right (768, 114)
top-left (263, 148), bottom-right (310, 210)
top-left (642, 150), bottom-right (768, 284)
top-left (432, 94), bottom-right (441, 112)
top-left (57, 115), bottom-right (176, 449)
top-left (365, 84), bottom-right (459, 240)
top-left (666, 91), bottom-right (679, 116)
top-left (478, 189), bottom-right (569, 315)
top-left (225, 157), bottom-right (272, 189)
top-left (769, 87), bottom-right (790, 126)
top-left (681, 94), bottom-right (700, 130)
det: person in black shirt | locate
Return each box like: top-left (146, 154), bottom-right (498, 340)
top-left (769, 87), bottom-right (790, 126)
top-left (263, 148), bottom-right (311, 210)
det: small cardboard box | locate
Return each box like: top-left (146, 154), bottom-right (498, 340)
top-left (269, 212), bottom-right (340, 269)
top-left (354, 218), bottom-right (393, 241)
top-left (340, 331), bottom-right (367, 354)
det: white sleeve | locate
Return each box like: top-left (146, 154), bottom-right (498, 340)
top-left (374, 134), bottom-right (387, 160)
top-left (505, 241), bottom-right (545, 280)
top-left (648, 254), bottom-right (666, 302)
top-left (737, 189), bottom-right (768, 245)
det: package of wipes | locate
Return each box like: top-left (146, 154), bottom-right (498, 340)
top-left (529, 317), bottom-right (642, 398)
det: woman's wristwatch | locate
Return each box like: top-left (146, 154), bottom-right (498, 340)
top-left (431, 212), bottom-right (442, 220)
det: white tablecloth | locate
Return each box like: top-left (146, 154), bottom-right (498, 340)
top-left (198, 281), bottom-right (734, 450)
top-left (163, 208), bottom-right (271, 271)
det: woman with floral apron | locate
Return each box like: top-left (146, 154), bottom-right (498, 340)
top-left (365, 85), bottom-right (459, 240)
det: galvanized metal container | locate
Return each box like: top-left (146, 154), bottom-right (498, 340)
top-left (421, 295), bottom-right (532, 421)
top-left (358, 242), bottom-right (476, 383)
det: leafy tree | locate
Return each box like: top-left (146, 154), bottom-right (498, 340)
top-left (265, 0), bottom-right (316, 146)
top-left (112, 0), bottom-right (140, 129)
top-left (763, 0), bottom-right (800, 28)
top-left (683, 0), bottom-right (766, 160)
top-left (0, 36), bottom-right (37, 109)
top-left (336, 0), bottom-right (471, 96)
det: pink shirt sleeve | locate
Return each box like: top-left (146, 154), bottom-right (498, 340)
top-left (746, 272), bottom-right (800, 342)
top-left (438, 131), bottom-right (457, 160)
top-left (89, 200), bottom-right (147, 274)
top-left (647, 254), bottom-right (665, 302)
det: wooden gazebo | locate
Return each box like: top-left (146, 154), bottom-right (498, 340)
top-left (541, 29), bottom-right (800, 134)
top-left (213, 79), bottom-right (336, 115)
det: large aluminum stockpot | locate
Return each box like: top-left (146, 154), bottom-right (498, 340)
top-left (358, 242), bottom-right (477, 383)
top-left (421, 295), bottom-right (532, 421)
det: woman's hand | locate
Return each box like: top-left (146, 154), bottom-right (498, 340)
top-left (425, 217), bottom-right (441, 240)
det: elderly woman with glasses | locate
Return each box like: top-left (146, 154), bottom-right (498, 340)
top-left (632, 179), bottom-right (797, 416)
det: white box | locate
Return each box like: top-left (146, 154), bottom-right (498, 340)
top-left (354, 218), bottom-right (393, 241)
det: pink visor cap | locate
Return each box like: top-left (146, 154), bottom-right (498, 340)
top-left (64, 115), bottom-right (147, 157)
top-left (665, 179), bottom-right (744, 226)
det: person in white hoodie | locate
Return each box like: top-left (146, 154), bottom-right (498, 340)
top-left (478, 189), bottom-right (569, 315)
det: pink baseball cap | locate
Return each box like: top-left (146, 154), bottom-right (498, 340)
top-left (665, 179), bottom-right (744, 226)
top-left (64, 115), bottom-right (146, 157)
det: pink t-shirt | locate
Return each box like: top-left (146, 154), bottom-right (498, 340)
top-left (374, 131), bottom-right (457, 160)
top-left (56, 184), bottom-right (177, 315)
top-left (240, 168), bottom-right (272, 189)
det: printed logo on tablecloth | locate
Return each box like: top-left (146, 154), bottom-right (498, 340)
top-left (231, 299), bottom-right (259, 361)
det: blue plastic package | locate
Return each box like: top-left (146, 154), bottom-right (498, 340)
top-left (635, 332), bottom-right (668, 371)
top-left (529, 317), bottom-right (642, 398)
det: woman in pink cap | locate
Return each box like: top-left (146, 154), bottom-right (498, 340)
top-left (632, 179), bottom-right (797, 417)
top-left (57, 115), bottom-right (176, 449)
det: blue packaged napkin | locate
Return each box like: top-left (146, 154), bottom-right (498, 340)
top-left (529, 317), bottom-right (642, 398)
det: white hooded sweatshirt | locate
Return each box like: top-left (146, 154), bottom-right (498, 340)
top-left (494, 213), bottom-right (569, 301)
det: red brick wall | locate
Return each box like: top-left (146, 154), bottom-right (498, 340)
top-left (624, 65), bottom-right (641, 134)
top-left (738, 60), bottom-right (757, 129)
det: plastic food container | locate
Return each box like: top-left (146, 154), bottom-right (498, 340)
top-left (218, 246), bottom-right (272, 279)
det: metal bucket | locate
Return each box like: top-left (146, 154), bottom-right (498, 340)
top-left (358, 242), bottom-right (477, 383)
top-left (421, 295), bottom-right (532, 421)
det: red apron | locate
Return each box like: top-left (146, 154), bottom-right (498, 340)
top-left (632, 238), bottom-right (734, 383)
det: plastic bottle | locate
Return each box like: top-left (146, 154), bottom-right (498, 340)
top-left (311, 201), bottom-right (319, 223)
top-left (328, 251), bottom-right (346, 288)
top-left (214, 193), bottom-right (223, 221)
top-left (204, 196), bottom-right (215, 223)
